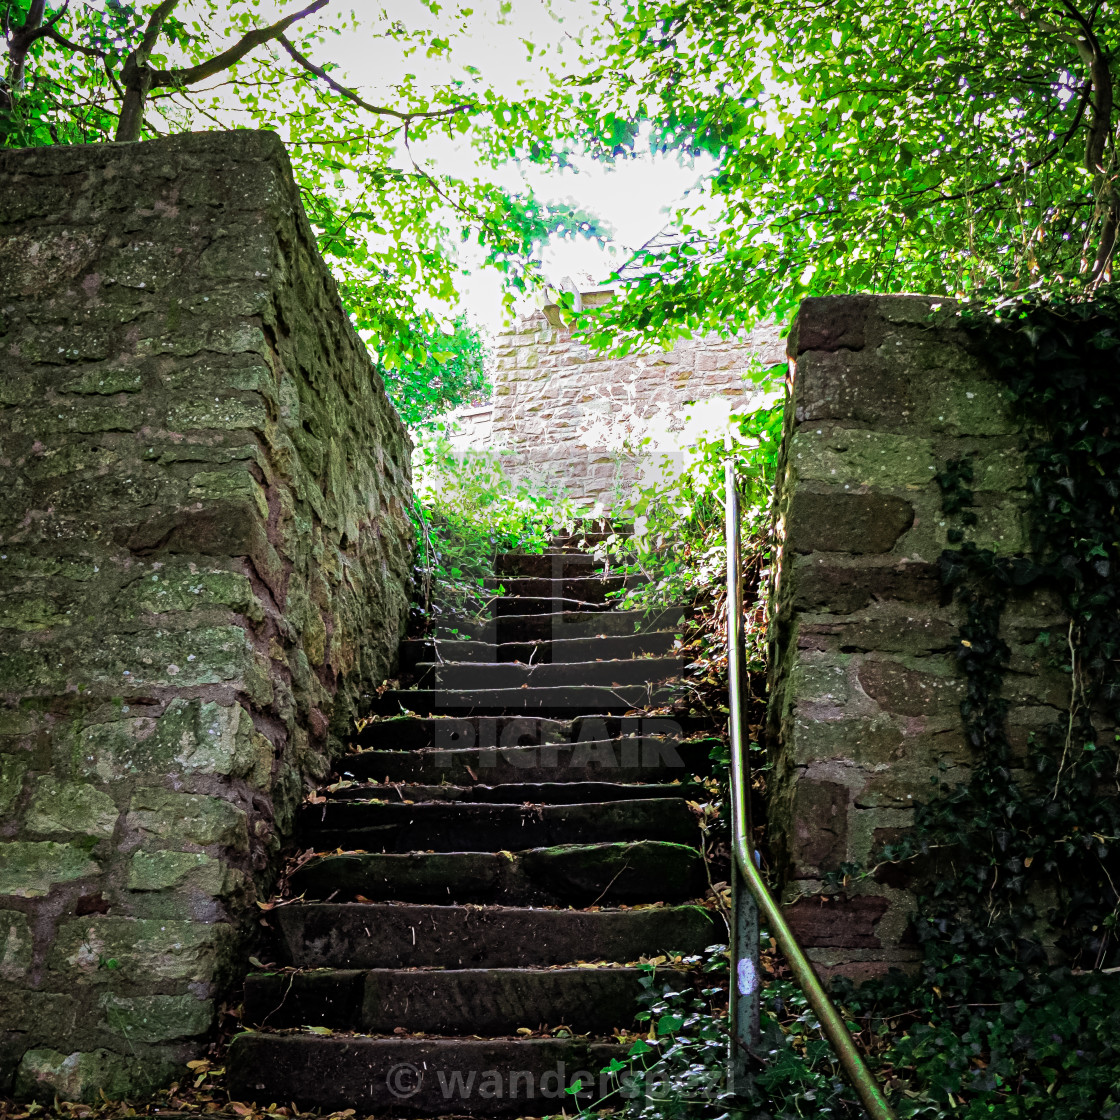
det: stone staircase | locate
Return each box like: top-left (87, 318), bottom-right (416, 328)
top-left (227, 538), bottom-right (724, 1115)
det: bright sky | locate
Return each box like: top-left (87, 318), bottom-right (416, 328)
top-left (310, 0), bottom-right (715, 330)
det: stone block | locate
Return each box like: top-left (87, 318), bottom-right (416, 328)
top-left (116, 565), bottom-right (264, 622)
top-left (0, 754), bottom-right (27, 815)
top-left (16, 1047), bottom-right (179, 1103)
top-left (790, 295), bottom-right (872, 354)
top-left (127, 850), bottom-right (229, 894)
top-left (789, 558), bottom-right (941, 614)
top-left (856, 658), bottom-right (964, 719)
top-left (25, 777), bottom-right (117, 838)
top-left (187, 469), bottom-right (269, 521)
top-left (78, 699), bottom-right (269, 783)
top-left (799, 613), bottom-right (959, 655)
top-left (790, 650), bottom-right (853, 707)
top-left (922, 379), bottom-right (1018, 437)
top-left (782, 894), bottom-right (888, 948)
top-left (0, 842), bottom-right (99, 898)
top-left (98, 993), bottom-right (213, 1043)
top-left (49, 917), bottom-right (234, 984)
top-left (786, 489), bottom-right (914, 554)
top-left (60, 366), bottom-right (144, 395)
top-left (0, 910), bottom-right (32, 980)
top-left (791, 426), bottom-right (938, 488)
top-left (0, 228), bottom-right (101, 299)
top-left (126, 787), bottom-right (248, 850)
top-left (789, 780), bottom-right (849, 873)
top-left (792, 348), bottom-right (918, 427)
top-left (0, 990), bottom-right (76, 1036)
top-left (786, 717), bottom-right (904, 766)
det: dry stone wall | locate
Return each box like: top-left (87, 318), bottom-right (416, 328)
top-left (0, 130), bottom-right (412, 1098)
top-left (767, 294), bottom-right (1066, 982)
top-left (491, 308), bottom-right (784, 505)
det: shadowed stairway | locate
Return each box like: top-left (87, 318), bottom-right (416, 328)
top-left (227, 534), bottom-right (725, 1115)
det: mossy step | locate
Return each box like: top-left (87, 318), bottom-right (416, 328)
top-left (351, 714), bottom-right (572, 752)
top-left (341, 737), bottom-right (717, 785)
top-left (367, 683), bottom-right (678, 718)
top-left (411, 656), bottom-right (683, 691)
top-left (495, 552), bottom-right (602, 578)
top-left (494, 595), bottom-right (615, 615)
top-left (439, 608), bottom-right (683, 644)
top-left (286, 841), bottom-right (707, 905)
top-left (297, 797), bottom-right (700, 851)
top-left (272, 901), bottom-right (721, 969)
top-left (226, 1033), bottom-right (623, 1115)
top-left (482, 575), bottom-right (644, 599)
top-left (399, 631), bottom-right (678, 671)
top-left (350, 713), bottom-right (700, 752)
top-left (244, 966), bottom-right (659, 1034)
top-left (325, 780), bottom-right (709, 805)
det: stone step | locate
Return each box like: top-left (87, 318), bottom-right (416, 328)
top-left (367, 683), bottom-right (677, 717)
top-left (297, 798), bottom-right (700, 850)
top-left (493, 595), bottom-right (613, 615)
top-left (350, 714), bottom-right (704, 752)
top-left (351, 715), bottom-right (572, 752)
top-left (495, 552), bottom-right (601, 578)
top-left (244, 966), bottom-right (656, 1034)
top-left (272, 902), bottom-right (723, 969)
top-left (483, 575), bottom-right (642, 600)
top-left (324, 780), bottom-right (708, 805)
top-left (287, 841), bottom-right (707, 905)
top-left (438, 608), bottom-right (683, 645)
top-left (399, 631), bottom-right (678, 671)
top-left (226, 1034), bottom-right (622, 1116)
top-left (341, 737), bottom-right (717, 785)
top-left (411, 656), bottom-right (682, 691)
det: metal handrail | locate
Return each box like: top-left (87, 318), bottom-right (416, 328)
top-left (725, 460), bottom-right (898, 1120)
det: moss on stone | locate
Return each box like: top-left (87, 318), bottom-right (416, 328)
top-left (116, 565), bottom-right (264, 622)
top-left (126, 787), bottom-right (248, 849)
top-left (48, 916), bottom-right (234, 983)
top-left (26, 777), bottom-right (117, 838)
top-left (15, 1046), bottom-right (179, 1103)
top-left (98, 992), bottom-right (213, 1043)
top-left (0, 841), bottom-right (99, 898)
top-left (0, 909), bottom-right (32, 980)
top-left (127, 849), bottom-right (228, 893)
top-left (79, 699), bottom-right (268, 781)
top-left (0, 754), bottom-right (27, 815)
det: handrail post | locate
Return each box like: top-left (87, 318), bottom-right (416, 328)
top-left (723, 461), bottom-right (898, 1120)
top-left (725, 461), bottom-right (758, 1093)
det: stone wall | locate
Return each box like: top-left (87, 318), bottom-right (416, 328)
top-left (767, 294), bottom-right (1064, 982)
top-left (0, 131), bottom-right (413, 1097)
top-left (491, 306), bottom-right (784, 505)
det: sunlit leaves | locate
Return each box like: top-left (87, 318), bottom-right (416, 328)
top-left (0, 0), bottom-right (612, 409)
top-left (573, 0), bottom-right (1120, 342)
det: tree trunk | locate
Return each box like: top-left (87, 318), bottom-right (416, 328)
top-left (1, 0), bottom-right (49, 112)
top-left (113, 0), bottom-right (180, 142)
top-left (115, 68), bottom-right (153, 142)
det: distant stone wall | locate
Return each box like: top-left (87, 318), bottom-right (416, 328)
top-left (766, 294), bottom-right (1065, 982)
top-left (491, 308), bottom-right (784, 505)
top-left (0, 131), bottom-right (412, 1098)
top-left (445, 402), bottom-right (493, 451)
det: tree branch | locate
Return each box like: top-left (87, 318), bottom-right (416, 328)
top-left (154, 0), bottom-right (328, 89)
top-left (276, 33), bottom-right (473, 123)
top-left (136, 0), bottom-right (179, 59)
top-left (903, 80), bottom-right (1093, 206)
top-left (44, 25), bottom-right (105, 59)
